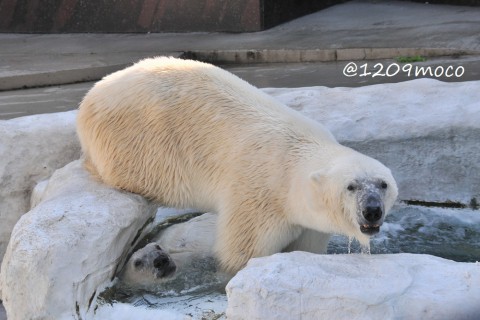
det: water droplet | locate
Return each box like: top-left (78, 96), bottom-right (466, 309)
top-left (361, 243), bottom-right (371, 255)
top-left (348, 236), bottom-right (353, 254)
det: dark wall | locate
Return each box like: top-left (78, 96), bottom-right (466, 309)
top-left (0, 0), bottom-right (345, 33)
top-left (263, 0), bottom-right (348, 29)
top-left (403, 0), bottom-right (480, 5)
top-left (0, 0), bottom-right (261, 33)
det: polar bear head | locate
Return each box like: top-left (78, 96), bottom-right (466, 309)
top-left (300, 151), bottom-right (398, 246)
top-left (119, 243), bottom-right (177, 287)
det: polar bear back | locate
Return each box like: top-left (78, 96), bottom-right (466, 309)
top-left (77, 57), bottom-right (336, 211)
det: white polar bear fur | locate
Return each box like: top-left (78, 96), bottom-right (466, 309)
top-left (77, 57), bottom-right (398, 273)
top-left (119, 242), bottom-right (176, 287)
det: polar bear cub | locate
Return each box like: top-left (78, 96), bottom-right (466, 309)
top-left (119, 213), bottom-right (217, 287)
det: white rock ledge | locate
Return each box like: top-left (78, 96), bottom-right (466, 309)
top-left (0, 160), bottom-right (157, 320)
top-left (0, 111), bottom-right (80, 265)
top-left (226, 252), bottom-right (480, 320)
top-left (265, 79), bottom-right (480, 205)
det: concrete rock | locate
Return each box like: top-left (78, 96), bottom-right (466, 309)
top-left (226, 252), bottom-right (480, 320)
top-left (265, 78), bottom-right (480, 205)
top-left (29, 179), bottom-right (49, 209)
top-left (154, 212), bottom-right (217, 268)
top-left (0, 110), bottom-right (80, 266)
top-left (0, 160), bottom-right (157, 320)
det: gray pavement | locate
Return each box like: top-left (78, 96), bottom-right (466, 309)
top-left (1, 0), bottom-right (479, 91)
top-left (0, 82), bottom-right (91, 119)
top-left (225, 56), bottom-right (480, 88)
top-left (1, 55), bottom-right (480, 120)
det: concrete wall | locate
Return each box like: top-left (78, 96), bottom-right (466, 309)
top-left (0, 0), bottom-right (345, 33)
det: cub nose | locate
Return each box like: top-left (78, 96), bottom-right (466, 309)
top-left (153, 255), bottom-right (169, 269)
top-left (363, 196), bottom-right (383, 223)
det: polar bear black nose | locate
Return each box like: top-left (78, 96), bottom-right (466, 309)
top-left (153, 255), bottom-right (169, 269)
top-left (364, 206), bottom-right (382, 222)
top-left (363, 196), bottom-right (383, 223)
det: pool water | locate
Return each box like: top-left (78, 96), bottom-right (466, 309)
top-left (98, 204), bottom-right (479, 318)
top-left (329, 204), bottom-right (480, 262)
top-left (99, 256), bottom-right (229, 319)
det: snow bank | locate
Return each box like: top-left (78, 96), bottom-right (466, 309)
top-left (226, 252), bottom-right (480, 320)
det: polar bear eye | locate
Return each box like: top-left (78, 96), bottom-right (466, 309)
top-left (134, 260), bottom-right (143, 268)
top-left (381, 181), bottom-right (388, 189)
top-left (347, 184), bottom-right (356, 192)
top-left (155, 245), bottom-right (162, 251)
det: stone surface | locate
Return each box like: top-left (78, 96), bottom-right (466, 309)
top-left (0, 160), bottom-right (157, 320)
top-left (0, 111), bottom-right (80, 266)
top-left (1, 0), bottom-right (480, 90)
top-left (29, 179), bottom-right (49, 209)
top-left (154, 212), bottom-right (217, 269)
top-left (226, 252), bottom-right (480, 320)
top-left (265, 78), bottom-right (480, 205)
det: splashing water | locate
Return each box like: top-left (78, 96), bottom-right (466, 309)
top-left (346, 236), bottom-right (370, 255)
top-left (361, 243), bottom-right (371, 255)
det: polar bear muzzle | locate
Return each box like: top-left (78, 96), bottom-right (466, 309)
top-left (360, 194), bottom-right (383, 235)
top-left (122, 243), bottom-right (177, 286)
top-left (352, 180), bottom-right (387, 235)
top-left (152, 252), bottom-right (177, 279)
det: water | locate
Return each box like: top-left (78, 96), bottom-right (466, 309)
top-left (328, 204), bottom-right (480, 262)
top-left (99, 256), bottom-right (229, 319)
top-left (98, 204), bottom-right (480, 318)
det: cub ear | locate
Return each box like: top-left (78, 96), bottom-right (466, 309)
top-left (309, 171), bottom-right (326, 185)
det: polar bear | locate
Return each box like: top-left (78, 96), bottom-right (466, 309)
top-left (77, 57), bottom-right (398, 274)
top-left (119, 242), bottom-right (177, 287)
top-left (120, 213), bottom-right (219, 287)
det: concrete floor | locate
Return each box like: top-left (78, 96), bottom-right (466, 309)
top-left (1, 56), bottom-right (479, 120)
top-left (225, 56), bottom-right (480, 88)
